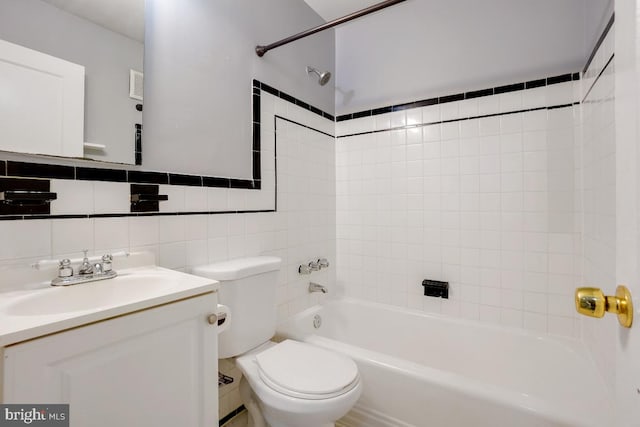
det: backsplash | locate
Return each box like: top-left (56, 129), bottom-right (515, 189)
top-left (335, 74), bottom-right (583, 337)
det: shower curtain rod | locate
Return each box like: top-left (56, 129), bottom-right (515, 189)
top-left (255, 0), bottom-right (406, 57)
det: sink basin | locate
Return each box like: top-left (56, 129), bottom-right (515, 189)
top-left (0, 252), bottom-right (218, 347)
top-left (5, 272), bottom-right (181, 316)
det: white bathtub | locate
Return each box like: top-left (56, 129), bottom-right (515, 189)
top-left (277, 298), bottom-right (612, 427)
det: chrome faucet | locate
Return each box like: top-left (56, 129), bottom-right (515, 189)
top-left (51, 251), bottom-right (117, 286)
top-left (78, 250), bottom-right (94, 275)
top-left (309, 282), bottom-right (328, 294)
top-left (298, 258), bottom-right (330, 275)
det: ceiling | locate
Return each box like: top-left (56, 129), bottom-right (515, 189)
top-left (41, 0), bottom-right (144, 42)
top-left (303, 0), bottom-right (382, 21)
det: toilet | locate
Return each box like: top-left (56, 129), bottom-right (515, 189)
top-left (193, 257), bottom-right (362, 427)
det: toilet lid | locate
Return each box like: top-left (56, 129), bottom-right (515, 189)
top-left (255, 340), bottom-right (359, 399)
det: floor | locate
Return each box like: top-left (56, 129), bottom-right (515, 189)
top-left (221, 410), bottom-right (248, 427)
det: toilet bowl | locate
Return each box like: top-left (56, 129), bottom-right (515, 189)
top-left (192, 257), bottom-right (362, 427)
top-left (237, 341), bottom-right (362, 427)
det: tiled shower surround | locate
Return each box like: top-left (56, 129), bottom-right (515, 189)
top-left (335, 77), bottom-right (583, 337)
top-left (0, 16), bottom-right (617, 422)
top-left (580, 20), bottom-right (616, 394)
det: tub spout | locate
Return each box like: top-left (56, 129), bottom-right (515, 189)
top-left (309, 282), bottom-right (328, 294)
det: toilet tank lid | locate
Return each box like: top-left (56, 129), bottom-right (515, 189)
top-left (193, 256), bottom-right (281, 281)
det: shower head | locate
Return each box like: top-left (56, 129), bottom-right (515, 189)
top-left (306, 66), bottom-right (331, 86)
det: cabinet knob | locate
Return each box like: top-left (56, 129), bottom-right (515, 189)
top-left (207, 314), bottom-right (217, 325)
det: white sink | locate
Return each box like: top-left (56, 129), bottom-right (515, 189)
top-left (0, 253), bottom-right (218, 346)
top-left (6, 272), bottom-right (180, 316)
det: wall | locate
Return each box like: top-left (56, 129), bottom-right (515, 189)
top-left (0, 89), bottom-right (336, 421)
top-left (579, 19), bottom-right (616, 393)
top-left (0, 91), bottom-right (335, 318)
top-left (612, 1), bottom-right (640, 420)
top-left (335, 76), bottom-right (583, 337)
top-left (143, 0), bottom-right (335, 178)
top-left (0, 0), bottom-right (143, 164)
top-left (335, 0), bottom-right (592, 115)
top-left (0, 1), bottom-right (336, 421)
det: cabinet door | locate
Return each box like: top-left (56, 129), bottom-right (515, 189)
top-left (0, 39), bottom-right (84, 157)
top-left (3, 293), bottom-right (218, 427)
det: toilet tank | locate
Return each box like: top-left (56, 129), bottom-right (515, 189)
top-left (192, 257), bottom-right (281, 359)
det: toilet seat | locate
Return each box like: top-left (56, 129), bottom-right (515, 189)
top-left (255, 340), bottom-right (360, 400)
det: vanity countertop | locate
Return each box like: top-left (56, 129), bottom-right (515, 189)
top-left (0, 253), bottom-right (218, 346)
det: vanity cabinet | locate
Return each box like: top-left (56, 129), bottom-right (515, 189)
top-left (2, 293), bottom-right (218, 427)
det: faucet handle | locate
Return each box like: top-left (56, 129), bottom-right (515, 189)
top-left (317, 258), bottom-right (329, 269)
top-left (298, 264), bottom-right (312, 275)
top-left (58, 259), bottom-right (73, 278)
top-left (78, 249), bottom-right (93, 275)
top-left (101, 254), bottom-right (113, 272)
top-left (308, 261), bottom-right (319, 271)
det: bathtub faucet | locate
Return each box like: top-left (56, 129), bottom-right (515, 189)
top-left (309, 282), bottom-right (328, 294)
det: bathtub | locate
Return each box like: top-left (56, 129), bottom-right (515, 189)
top-left (277, 298), bottom-right (612, 427)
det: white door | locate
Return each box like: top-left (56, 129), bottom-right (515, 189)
top-left (614, 1), bottom-right (640, 425)
top-left (3, 294), bottom-right (218, 427)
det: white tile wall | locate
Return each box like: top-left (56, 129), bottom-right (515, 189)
top-left (0, 92), bottom-right (335, 325)
top-left (579, 23), bottom-right (616, 393)
top-left (336, 81), bottom-right (583, 338)
top-left (0, 61), bottom-right (615, 422)
top-left (0, 95), bottom-right (336, 426)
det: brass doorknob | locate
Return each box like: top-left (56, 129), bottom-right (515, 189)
top-left (575, 285), bottom-right (633, 328)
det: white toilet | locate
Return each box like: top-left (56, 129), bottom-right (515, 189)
top-left (193, 257), bottom-right (362, 427)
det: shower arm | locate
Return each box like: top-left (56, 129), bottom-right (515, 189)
top-left (255, 0), bottom-right (406, 57)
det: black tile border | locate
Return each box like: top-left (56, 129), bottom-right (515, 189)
top-left (0, 210), bottom-right (280, 221)
top-left (252, 79), bottom-right (335, 122)
top-left (168, 173), bottom-right (203, 187)
top-left (219, 405), bottom-right (246, 427)
top-left (582, 53), bottom-right (615, 104)
top-left (336, 72), bottom-right (580, 122)
top-left (77, 167), bottom-right (127, 182)
top-left (583, 13), bottom-right (615, 75)
top-left (7, 162), bottom-right (75, 180)
top-left (0, 79), bottom-right (333, 198)
top-left (0, 80), bottom-right (337, 219)
top-left (337, 102), bottom-right (580, 139)
top-left (127, 170), bottom-right (169, 185)
top-left (275, 115), bottom-right (334, 139)
top-left (579, 12), bottom-right (616, 104)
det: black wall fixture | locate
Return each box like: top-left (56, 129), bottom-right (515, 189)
top-left (0, 177), bottom-right (56, 216)
top-left (130, 184), bottom-right (168, 213)
top-left (422, 279), bottom-right (449, 299)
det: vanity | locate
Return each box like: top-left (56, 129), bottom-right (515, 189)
top-left (0, 252), bottom-right (220, 427)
